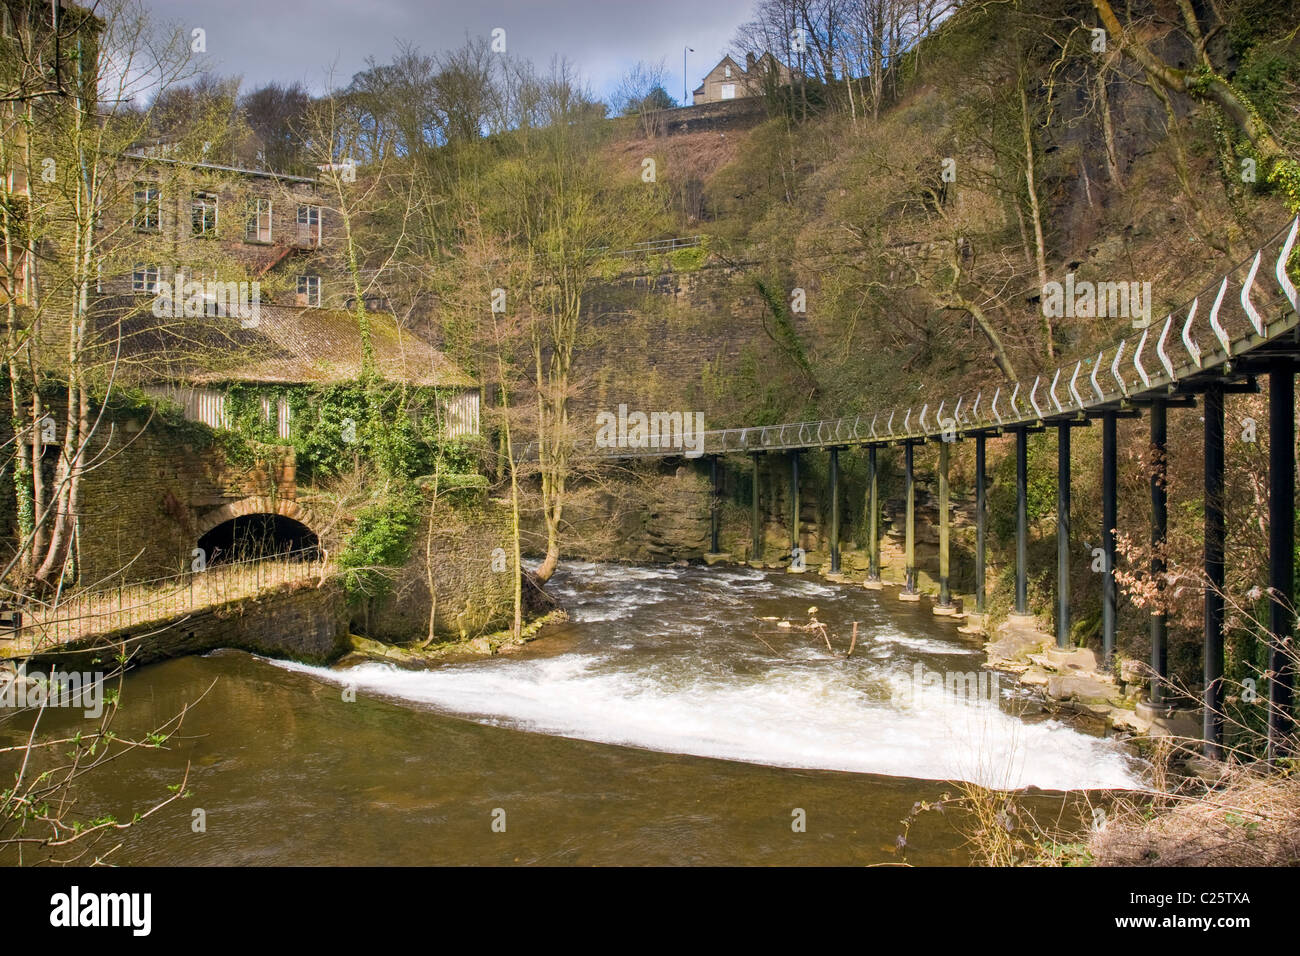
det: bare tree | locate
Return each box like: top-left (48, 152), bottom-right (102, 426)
top-left (239, 81), bottom-right (312, 172)
top-left (612, 59), bottom-right (675, 138)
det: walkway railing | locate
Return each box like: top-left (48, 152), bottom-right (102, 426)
top-left (566, 216), bottom-right (1300, 458)
top-left (600, 235), bottom-right (704, 259)
top-left (0, 548), bottom-right (329, 655)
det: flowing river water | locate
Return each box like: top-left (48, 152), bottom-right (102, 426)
top-left (4, 562), bottom-right (1144, 865)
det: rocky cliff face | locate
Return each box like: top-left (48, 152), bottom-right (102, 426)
top-left (522, 455), bottom-right (984, 603)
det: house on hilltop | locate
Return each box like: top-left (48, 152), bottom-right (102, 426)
top-left (692, 52), bottom-right (791, 105)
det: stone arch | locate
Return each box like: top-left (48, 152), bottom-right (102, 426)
top-left (195, 497), bottom-right (324, 564)
top-left (195, 496), bottom-right (321, 538)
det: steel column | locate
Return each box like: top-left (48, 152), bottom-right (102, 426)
top-left (1268, 363), bottom-right (1296, 760)
top-left (1015, 429), bottom-right (1028, 615)
top-left (1056, 423), bottom-right (1071, 648)
top-left (751, 453), bottom-right (761, 563)
top-left (904, 442), bottom-right (916, 594)
top-left (790, 451), bottom-right (800, 553)
top-left (1102, 411), bottom-right (1118, 662)
top-left (1204, 383), bottom-right (1225, 759)
top-left (709, 454), bottom-right (720, 554)
top-left (938, 440), bottom-right (951, 607)
top-left (829, 447), bottom-right (841, 574)
top-left (1150, 400), bottom-right (1168, 705)
top-left (975, 434), bottom-right (986, 614)
top-left (867, 446), bottom-right (880, 582)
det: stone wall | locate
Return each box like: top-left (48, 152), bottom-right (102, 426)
top-left (75, 408), bottom-right (302, 585)
top-left (659, 98), bottom-right (767, 136)
top-left (531, 461), bottom-right (714, 564)
top-left (23, 400), bottom-right (529, 653)
top-left (363, 495), bottom-right (522, 643)
top-left (574, 264), bottom-right (768, 431)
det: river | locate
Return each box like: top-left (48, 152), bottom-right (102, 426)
top-left (2, 562), bottom-right (1143, 865)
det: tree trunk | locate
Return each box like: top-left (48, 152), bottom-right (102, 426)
top-left (1095, 63), bottom-right (1124, 189)
top-left (1019, 78), bottom-right (1054, 359)
top-left (1092, 0), bottom-right (1299, 206)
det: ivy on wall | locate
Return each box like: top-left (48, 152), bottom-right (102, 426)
top-left (138, 378), bottom-right (489, 603)
top-left (217, 381), bottom-right (484, 483)
top-left (337, 485), bottom-right (424, 600)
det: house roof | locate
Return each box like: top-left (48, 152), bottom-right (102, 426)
top-left (695, 54), bottom-right (746, 94)
top-left (124, 146), bottom-right (318, 185)
top-left (694, 52), bottom-right (790, 96)
top-left (90, 298), bottom-right (475, 389)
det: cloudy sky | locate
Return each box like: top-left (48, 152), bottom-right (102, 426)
top-left (142, 0), bottom-right (757, 104)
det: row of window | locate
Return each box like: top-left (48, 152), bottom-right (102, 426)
top-left (132, 266), bottom-right (321, 307)
top-left (143, 385), bottom-right (481, 440)
top-left (133, 184), bottom-right (322, 244)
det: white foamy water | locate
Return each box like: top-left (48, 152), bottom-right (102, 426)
top-left (872, 630), bottom-right (984, 655)
top-left (277, 561), bottom-right (1143, 791)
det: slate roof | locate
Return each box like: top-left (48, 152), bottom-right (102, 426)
top-left (90, 298), bottom-right (474, 389)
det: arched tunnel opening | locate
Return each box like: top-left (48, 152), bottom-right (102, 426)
top-left (197, 513), bottom-right (319, 566)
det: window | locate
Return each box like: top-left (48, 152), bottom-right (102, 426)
top-left (724, 65), bottom-right (732, 78)
top-left (296, 275), bottom-right (320, 307)
top-left (720, 83), bottom-right (736, 99)
top-left (132, 264), bottom-right (159, 294)
top-left (191, 191), bottom-right (218, 236)
top-left (277, 397), bottom-right (292, 440)
top-left (134, 184), bottom-right (160, 231)
top-left (246, 198), bottom-right (272, 242)
top-left (296, 204), bottom-right (321, 245)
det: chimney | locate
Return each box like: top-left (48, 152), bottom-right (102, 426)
top-left (746, 52), bottom-right (756, 72)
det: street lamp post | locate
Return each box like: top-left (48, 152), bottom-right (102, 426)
top-left (684, 46), bottom-right (694, 105)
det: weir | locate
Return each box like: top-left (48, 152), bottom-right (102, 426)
top-left (585, 215), bottom-right (1300, 759)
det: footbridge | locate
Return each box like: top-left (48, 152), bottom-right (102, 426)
top-left (0, 548), bottom-right (346, 668)
top-left (589, 216), bottom-right (1300, 760)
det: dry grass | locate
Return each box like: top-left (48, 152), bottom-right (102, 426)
top-left (604, 128), bottom-right (749, 188)
top-left (898, 734), bottom-right (1300, 867)
top-left (1088, 766), bottom-right (1300, 867)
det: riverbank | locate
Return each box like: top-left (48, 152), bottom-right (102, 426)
top-left (341, 608), bottom-right (569, 666)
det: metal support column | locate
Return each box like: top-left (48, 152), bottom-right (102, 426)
top-left (867, 446), bottom-right (880, 582)
top-left (938, 440), bottom-right (951, 607)
top-left (1102, 411), bottom-right (1118, 662)
top-left (790, 451), bottom-right (800, 553)
top-left (709, 454), bottom-right (720, 554)
top-left (1268, 363), bottom-right (1296, 760)
top-left (1015, 429), bottom-right (1028, 615)
top-left (904, 442), bottom-right (916, 594)
top-left (1204, 383), bottom-right (1225, 759)
top-left (751, 453), bottom-right (761, 564)
top-left (975, 434), bottom-right (986, 614)
top-left (1150, 400), bottom-right (1168, 705)
top-left (1056, 423), bottom-right (1071, 648)
top-left (829, 447), bottom-right (841, 574)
